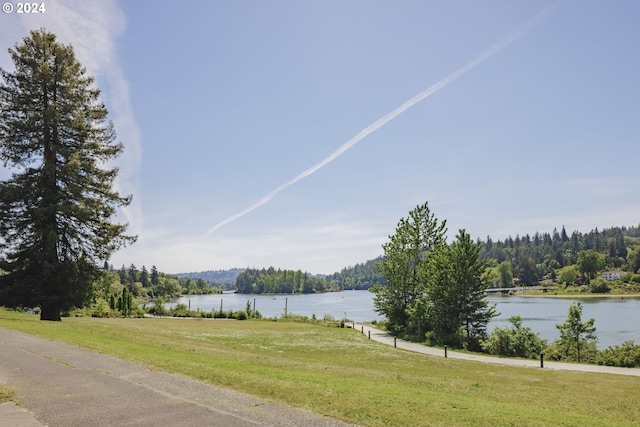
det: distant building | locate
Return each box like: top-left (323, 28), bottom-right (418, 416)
top-left (600, 270), bottom-right (624, 281)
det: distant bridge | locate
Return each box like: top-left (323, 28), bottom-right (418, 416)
top-left (485, 286), bottom-right (551, 295)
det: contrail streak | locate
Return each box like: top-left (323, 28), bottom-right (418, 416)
top-left (202, 9), bottom-right (548, 237)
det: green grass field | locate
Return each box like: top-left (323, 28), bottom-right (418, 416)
top-left (1, 310), bottom-right (639, 426)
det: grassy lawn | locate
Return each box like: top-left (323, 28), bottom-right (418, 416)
top-left (1, 310), bottom-right (639, 426)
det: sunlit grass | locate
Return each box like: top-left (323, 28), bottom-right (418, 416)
top-left (1, 309), bottom-right (639, 426)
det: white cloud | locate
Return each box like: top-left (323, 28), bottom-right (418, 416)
top-left (111, 217), bottom-right (388, 274)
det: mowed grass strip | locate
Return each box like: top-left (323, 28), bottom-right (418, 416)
top-left (1, 310), bottom-right (639, 427)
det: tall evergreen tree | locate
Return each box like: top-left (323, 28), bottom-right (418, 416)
top-left (150, 265), bottom-right (159, 286)
top-left (425, 230), bottom-right (497, 349)
top-left (370, 202), bottom-right (446, 335)
top-left (140, 265), bottom-right (150, 287)
top-left (0, 30), bottom-right (135, 320)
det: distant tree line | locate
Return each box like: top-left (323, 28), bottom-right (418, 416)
top-left (325, 257), bottom-right (386, 290)
top-left (235, 267), bottom-right (327, 294)
top-left (176, 268), bottom-right (245, 290)
top-left (478, 225), bottom-right (640, 287)
top-left (76, 263), bottom-right (222, 318)
top-left (329, 224), bottom-right (640, 291)
top-left (103, 263), bottom-right (221, 299)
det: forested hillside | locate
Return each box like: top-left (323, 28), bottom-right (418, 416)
top-left (325, 224), bottom-right (640, 291)
top-left (324, 256), bottom-right (386, 289)
top-left (235, 267), bottom-right (328, 294)
top-left (479, 225), bottom-right (640, 287)
top-left (176, 268), bottom-right (244, 287)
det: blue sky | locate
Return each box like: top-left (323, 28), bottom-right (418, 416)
top-left (1, 1), bottom-right (639, 274)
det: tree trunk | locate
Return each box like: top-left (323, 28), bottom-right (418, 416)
top-left (40, 303), bottom-right (61, 321)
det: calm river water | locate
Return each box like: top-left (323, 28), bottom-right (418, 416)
top-left (168, 291), bottom-right (640, 349)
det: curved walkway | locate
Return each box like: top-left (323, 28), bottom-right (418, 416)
top-left (350, 322), bottom-right (640, 377)
top-left (0, 328), bottom-right (358, 427)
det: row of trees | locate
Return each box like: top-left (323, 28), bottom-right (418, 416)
top-left (370, 202), bottom-right (496, 350)
top-left (235, 267), bottom-right (327, 294)
top-left (109, 263), bottom-right (217, 298)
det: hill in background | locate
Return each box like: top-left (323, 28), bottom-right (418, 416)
top-left (175, 268), bottom-right (245, 285)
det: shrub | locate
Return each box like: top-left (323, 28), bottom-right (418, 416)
top-left (212, 309), bottom-right (227, 318)
top-left (481, 315), bottom-right (547, 358)
top-left (589, 277), bottom-right (610, 294)
top-left (89, 299), bottom-right (117, 318)
top-left (281, 313), bottom-right (310, 322)
top-left (234, 310), bottom-right (248, 320)
top-left (147, 297), bottom-right (168, 316)
top-left (596, 341), bottom-right (640, 368)
top-left (171, 303), bottom-right (191, 317)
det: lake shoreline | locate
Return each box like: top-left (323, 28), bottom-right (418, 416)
top-left (505, 292), bottom-right (640, 299)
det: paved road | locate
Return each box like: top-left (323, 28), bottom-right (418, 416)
top-left (0, 328), bottom-right (358, 427)
top-left (350, 322), bottom-right (640, 377)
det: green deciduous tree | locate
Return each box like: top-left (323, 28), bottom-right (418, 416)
top-left (0, 30), bottom-right (135, 320)
top-left (550, 302), bottom-right (597, 363)
top-left (576, 250), bottom-right (605, 281)
top-left (497, 261), bottom-right (513, 287)
top-left (557, 264), bottom-right (579, 286)
top-left (370, 202), bottom-right (446, 335)
top-left (627, 249), bottom-right (640, 274)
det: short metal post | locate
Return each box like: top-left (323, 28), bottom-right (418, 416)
top-left (368, 330), bottom-right (371, 339)
top-left (361, 326), bottom-right (364, 333)
top-left (394, 337), bottom-right (397, 348)
top-left (540, 353), bottom-right (544, 368)
top-left (444, 345), bottom-right (448, 358)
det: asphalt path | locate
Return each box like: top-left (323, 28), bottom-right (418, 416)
top-left (350, 322), bottom-right (640, 377)
top-left (0, 328), bottom-right (358, 427)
